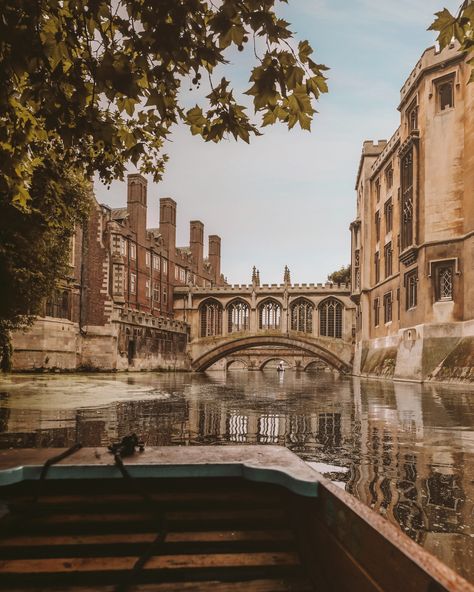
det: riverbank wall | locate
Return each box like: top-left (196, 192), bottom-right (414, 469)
top-left (11, 316), bottom-right (191, 372)
top-left (353, 320), bottom-right (474, 383)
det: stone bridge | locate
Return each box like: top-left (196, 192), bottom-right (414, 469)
top-left (173, 280), bottom-right (355, 372)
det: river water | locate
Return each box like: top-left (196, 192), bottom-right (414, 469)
top-left (0, 371), bottom-right (473, 582)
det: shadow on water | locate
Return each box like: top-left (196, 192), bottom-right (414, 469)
top-left (0, 371), bottom-right (473, 581)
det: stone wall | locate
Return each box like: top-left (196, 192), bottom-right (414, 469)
top-left (353, 319), bottom-right (474, 383)
top-left (11, 318), bottom-right (189, 372)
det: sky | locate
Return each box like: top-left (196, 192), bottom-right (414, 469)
top-left (93, 0), bottom-right (460, 285)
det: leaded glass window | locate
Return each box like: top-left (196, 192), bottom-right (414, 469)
top-left (290, 299), bottom-right (314, 333)
top-left (434, 263), bottom-right (454, 301)
top-left (227, 300), bottom-right (250, 333)
top-left (259, 300), bottom-right (281, 330)
top-left (401, 150), bottom-right (414, 249)
top-left (319, 299), bottom-right (343, 339)
top-left (200, 300), bottom-right (223, 337)
top-left (405, 269), bottom-right (418, 310)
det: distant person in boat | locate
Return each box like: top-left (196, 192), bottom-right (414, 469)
top-left (277, 361), bottom-right (285, 372)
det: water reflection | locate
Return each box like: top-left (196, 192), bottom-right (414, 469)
top-left (0, 371), bottom-right (473, 582)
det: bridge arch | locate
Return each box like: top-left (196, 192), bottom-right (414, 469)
top-left (226, 359), bottom-right (248, 370)
top-left (191, 334), bottom-right (351, 373)
top-left (259, 357), bottom-right (292, 371)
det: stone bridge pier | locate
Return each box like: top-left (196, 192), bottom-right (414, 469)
top-left (173, 279), bottom-right (355, 372)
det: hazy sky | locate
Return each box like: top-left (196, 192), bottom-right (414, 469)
top-left (94, 0), bottom-right (460, 285)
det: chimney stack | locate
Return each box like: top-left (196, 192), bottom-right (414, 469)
top-left (127, 174), bottom-right (147, 243)
top-left (159, 197), bottom-right (177, 253)
top-left (190, 221), bottom-right (204, 275)
top-left (209, 235), bottom-right (221, 284)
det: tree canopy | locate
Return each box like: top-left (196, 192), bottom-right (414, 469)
top-left (1, 0), bottom-right (328, 210)
top-left (429, 1), bottom-right (474, 80)
top-left (327, 265), bottom-right (351, 286)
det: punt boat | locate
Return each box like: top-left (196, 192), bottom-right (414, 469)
top-left (0, 444), bottom-right (472, 592)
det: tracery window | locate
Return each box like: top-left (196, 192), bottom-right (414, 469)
top-left (433, 262), bottom-right (454, 301)
top-left (259, 299), bottom-right (281, 330)
top-left (227, 300), bottom-right (250, 333)
top-left (405, 269), bottom-right (418, 310)
top-left (401, 150), bottom-right (414, 250)
top-left (384, 198), bottom-right (393, 231)
top-left (45, 290), bottom-right (70, 320)
top-left (319, 298), bottom-right (343, 339)
top-left (290, 299), bottom-right (314, 333)
top-left (384, 242), bottom-right (392, 278)
top-left (383, 292), bottom-right (393, 323)
top-left (354, 249), bottom-right (360, 291)
top-left (437, 79), bottom-right (454, 111)
top-left (200, 300), bottom-right (223, 337)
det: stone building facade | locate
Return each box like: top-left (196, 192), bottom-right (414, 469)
top-left (350, 44), bottom-right (474, 382)
top-left (12, 175), bottom-right (225, 371)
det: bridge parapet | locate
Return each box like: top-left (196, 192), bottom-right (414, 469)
top-left (174, 282), bottom-right (351, 294)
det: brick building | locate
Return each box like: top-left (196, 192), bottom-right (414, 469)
top-left (350, 44), bottom-right (474, 381)
top-left (12, 175), bottom-right (225, 371)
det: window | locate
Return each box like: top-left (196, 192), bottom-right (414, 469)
top-left (375, 178), bottom-right (381, 202)
top-left (145, 279), bottom-right (151, 299)
top-left (374, 251), bottom-right (380, 284)
top-left (153, 281), bottom-right (160, 302)
top-left (120, 237), bottom-right (127, 256)
top-left (162, 259), bottom-right (168, 275)
top-left (200, 300), bottom-right (223, 337)
top-left (385, 165), bottom-right (393, 190)
top-left (180, 268), bottom-right (186, 282)
top-left (383, 292), bottom-right (392, 323)
top-left (259, 300), bottom-right (281, 330)
top-left (384, 198), bottom-right (393, 232)
top-left (438, 78), bottom-right (454, 111)
top-left (145, 252), bottom-right (151, 267)
top-left (354, 249), bottom-right (360, 291)
top-left (130, 273), bottom-right (136, 294)
top-left (153, 255), bottom-right (160, 271)
top-left (129, 243), bottom-right (136, 260)
top-left (319, 298), bottom-right (343, 339)
top-left (112, 264), bottom-right (124, 295)
top-left (407, 102), bottom-right (418, 131)
top-left (227, 300), bottom-right (250, 333)
top-left (384, 242), bottom-right (392, 278)
top-left (401, 150), bottom-right (414, 250)
top-left (373, 297), bottom-right (380, 327)
top-left (290, 299), bottom-right (314, 333)
top-left (45, 289), bottom-right (70, 320)
top-left (405, 269), bottom-right (418, 310)
top-left (375, 211), bottom-right (380, 242)
top-left (163, 285), bottom-right (167, 304)
top-left (434, 262), bottom-right (454, 301)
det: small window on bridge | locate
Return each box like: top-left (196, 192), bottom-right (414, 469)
top-left (200, 300), bottom-right (223, 337)
top-left (227, 300), bottom-right (250, 333)
top-left (290, 299), bottom-right (314, 333)
top-left (319, 298), bottom-right (343, 339)
top-left (259, 300), bottom-right (281, 330)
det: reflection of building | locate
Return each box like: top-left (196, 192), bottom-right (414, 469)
top-left (12, 175), bottom-right (225, 371)
top-left (350, 44), bottom-right (474, 382)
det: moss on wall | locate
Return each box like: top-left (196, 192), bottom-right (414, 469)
top-left (432, 337), bottom-right (474, 382)
top-left (362, 347), bottom-right (398, 377)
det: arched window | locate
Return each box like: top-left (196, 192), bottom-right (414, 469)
top-left (290, 298), bottom-right (313, 333)
top-left (200, 300), bottom-right (223, 337)
top-left (319, 298), bottom-right (343, 338)
top-left (45, 289), bottom-right (70, 319)
top-left (227, 300), bottom-right (250, 333)
top-left (258, 299), bottom-right (281, 330)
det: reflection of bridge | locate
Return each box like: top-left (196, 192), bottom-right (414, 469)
top-left (173, 280), bottom-right (355, 372)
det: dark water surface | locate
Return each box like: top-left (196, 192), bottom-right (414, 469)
top-left (0, 371), bottom-right (473, 582)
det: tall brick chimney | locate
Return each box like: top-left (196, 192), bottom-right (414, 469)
top-left (127, 174), bottom-right (147, 243)
top-left (190, 221), bottom-right (204, 275)
top-left (208, 235), bottom-right (221, 284)
top-left (159, 197), bottom-right (177, 253)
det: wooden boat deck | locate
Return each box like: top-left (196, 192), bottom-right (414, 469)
top-left (0, 446), bottom-right (473, 592)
